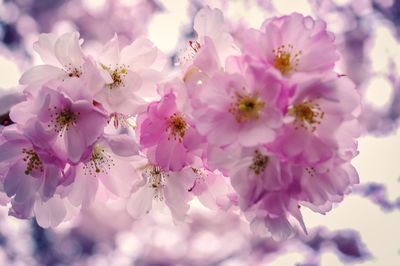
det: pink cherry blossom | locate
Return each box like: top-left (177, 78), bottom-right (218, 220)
top-left (137, 91), bottom-right (204, 171)
top-left (60, 133), bottom-right (140, 209)
top-left (228, 147), bottom-right (290, 209)
top-left (94, 34), bottom-right (166, 115)
top-left (239, 13), bottom-right (339, 78)
top-left (186, 158), bottom-right (238, 211)
top-left (192, 71), bottom-right (283, 148)
top-left (290, 160), bottom-right (359, 214)
top-left (0, 125), bottom-right (64, 220)
top-left (0, 6), bottom-right (363, 237)
top-left (179, 7), bottom-right (239, 69)
top-left (127, 163), bottom-right (194, 222)
top-left (245, 191), bottom-right (306, 240)
top-left (20, 32), bottom-right (87, 86)
top-left (10, 87), bottom-right (108, 164)
top-left (268, 73), bottom-right (361, 165)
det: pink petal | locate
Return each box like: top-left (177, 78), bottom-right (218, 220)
top-left (155, 135), bottom-right (189, 171)
top-left (19, 65), bottom-right (65, 85)
top-left (34, 196), bottom-right (67, 228)
top-left (104, 134), bottom-right (139, 157)
top-left (65, 126), bottom-right (85, 163)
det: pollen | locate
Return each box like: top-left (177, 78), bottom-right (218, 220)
top-left (49, 107), bottom-right (79, 136)
top-left (189, 40), bottom-right (201, 53)
top-left (22, 148), bottom-right (44, 175)
top-left (144, 165), bottom-right (168, 201)
top-left (101, 64), bottom-right (128, 89)
top-left (272, 44), bottom-right (302, 75)
top-left (83, 144), bottom-right (114, 176)
top-left (305, 167), bottom-right (316, 177)
top-left (64, 63), bottom-right (82, 78)
top-left (229, 91), bottom-right (265, 123)
top-left (288, 100), bottom-right (324, 132)
top-left (166, 113), bottom-right (187, 142)
top-left (249, 150), bottom-right (269, 175)
top-left (177, 40), bottom-right (202, 66)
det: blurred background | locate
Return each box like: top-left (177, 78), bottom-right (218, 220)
top-left (0, 0), bottom-right (399, 265)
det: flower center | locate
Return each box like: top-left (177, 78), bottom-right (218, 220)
top-left (49, 107), bottom-right (79, 135)
top-left (101, 64), bottom-right (128, 89)
top-left (64, 64), bottom-right (82, 78)
top-left (288, 100), bottom-right (324, 132)
top-left (83, 144), bottom-right (114, 176)
top-left (22, 148), bottom-right (43, 175)
top-left (229, 92), bottom-right (265, 123)
top-left (144, 165), bottom-right (168, 200)
top-left (272, 44), bottom-right (302, 75)
top-left (249, 150), bottom-right (269, 175)
top-left (305, 167), bottom-right (316, 177)
top-left (166, 113), bottom-right (187, 142)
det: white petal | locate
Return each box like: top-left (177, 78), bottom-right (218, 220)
top-left (33, 33), bottom-right (59, 65)
top-left (34, 196), bottom-right (67, 228)
top-left (67, 167), bottom-right (99, 208)
top-left (120, 37), bottom-right (158, 69)
top-left (19, 65), bottom-right (66, 85)
top-left (99, 33), bottom-right (120, 66)
top-left (126, 185), bottom-right (154, 219)
top-left (54, 32), bottom-right (85, 69)
top-left (194, 7), bottom-right (224, 39)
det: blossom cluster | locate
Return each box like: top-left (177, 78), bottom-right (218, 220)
top-left (0, 7), bottom-right (361, 239)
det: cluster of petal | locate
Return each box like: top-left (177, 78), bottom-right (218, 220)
top-left (182, 9), bottom-right (360, 240)
top-left (0, 8), bottom-right (361, 238)
top-left (0, 31), bottom-right (164, 227)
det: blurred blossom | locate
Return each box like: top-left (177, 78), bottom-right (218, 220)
top-left (354, 182), bottom-right (400, 211)
top-left (0, 208), bottom-right (372, 266)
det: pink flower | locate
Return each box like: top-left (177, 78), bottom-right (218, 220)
top-left (227, 147), bottom-right (291, 209)
top-left (239, 13), bottom-right (339, 78)
top-left (60, 133), bottom-right (140, 209)
top-left (179, 7), bottom-right (239, 69)
top-left (20, 32), bottom-right (86, 86)
top-left (245, 191), bottom-right (306, 240)
top-left (137, 91), bottom-right (204, 171)
top-left (0, 125), bottom-right (64, 220)
top-left (186, 160), bottom-right (238, 211)
top-left (94, 35), bottom-right (166, 115)
top-left (192, 71), bottom-right (283, 148)
top-left (268, 73), bottom-right (361, 165)
top-left (0, 7), bottom-right (362, 236)
top-left (127, 163), bottom-right (194, 222)
top-left (10, 87), bottom-right (108, 164)
top-left (290, 161), bottom-right (359, 214)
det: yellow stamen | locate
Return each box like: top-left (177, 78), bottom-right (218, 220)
top-left (288, 100), bottom-right (324, 132)
top-left (249, 150), bottom-right (269, 175)
top-left (229, 91), bottom-right (265, 123)
top-left (272, 44), bottom-right (302, 75)
top-left (83, 144), bottom-right (114, 176)
top-left (22, 148), bottom-right (44, 175)
top-left (166, 113), bottom-right (187, 142)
